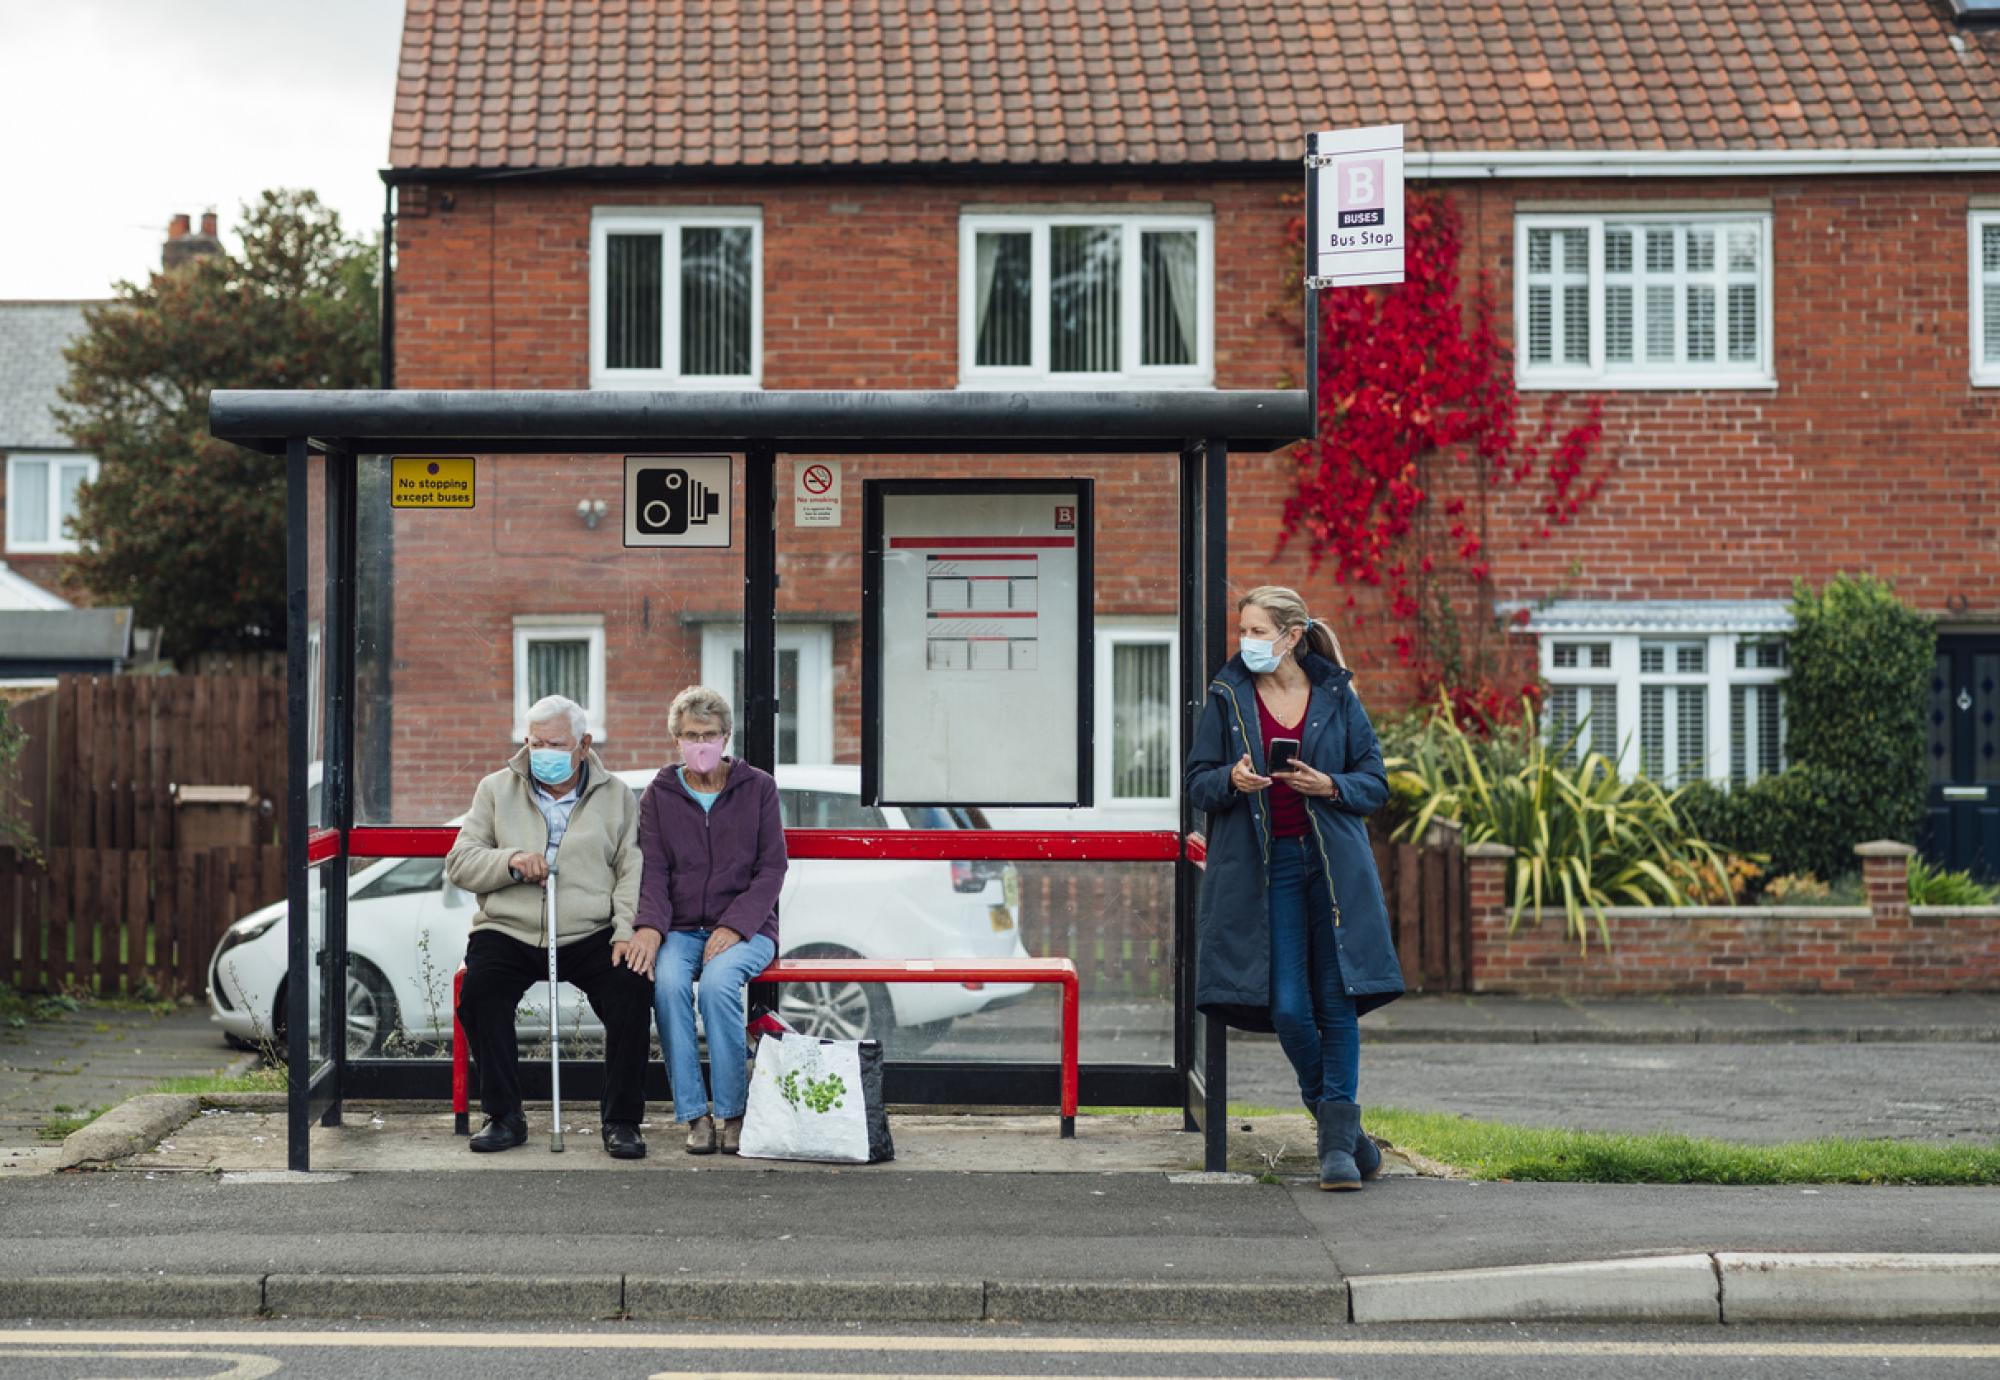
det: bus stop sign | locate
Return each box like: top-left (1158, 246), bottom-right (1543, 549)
top-left (1307, 124), bottom-right (1406, 288)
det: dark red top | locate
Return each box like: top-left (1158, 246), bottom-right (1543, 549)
top-left (1255, 689), bottom-right (1309, 838)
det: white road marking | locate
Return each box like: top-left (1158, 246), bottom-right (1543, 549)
top-left (0, 1331), bottom-right (1996, 1361)
top-left (0, 1348), bottom-right (280, 1379)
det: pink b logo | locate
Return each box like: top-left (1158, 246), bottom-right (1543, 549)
top-left (1338, 159), bottom-right (1383, 212)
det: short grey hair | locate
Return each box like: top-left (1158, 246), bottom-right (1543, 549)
top-left (667, 685), bottom-right (732, 741)
top-left (524, 694), bottom-right (589, 742)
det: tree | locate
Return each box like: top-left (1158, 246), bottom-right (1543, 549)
top-left (1279, 190), bottom-right (1607, 724)
top-left (56, 190), bottom-right (378, 655)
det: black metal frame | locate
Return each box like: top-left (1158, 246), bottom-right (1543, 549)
top-left (859, 478), bottom-right (1096, 809)
top-left (219, 387), bottom-right (1305, 1171)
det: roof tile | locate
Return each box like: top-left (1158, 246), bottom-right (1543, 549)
top-left (387, 0), bottom-right (2000, 172)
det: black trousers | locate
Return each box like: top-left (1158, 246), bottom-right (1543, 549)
top-left (456, 926), bottom-right (653, 1125)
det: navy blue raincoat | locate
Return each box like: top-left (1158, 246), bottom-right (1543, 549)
top-left (1186, 651), bottom-right (1405, 1031)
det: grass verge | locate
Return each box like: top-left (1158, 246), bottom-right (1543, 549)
top-left (1363, 1107), bottom-right (2000, 1186)
top-left (1079, 1104), bottom-right (2000, 1186)
top-left (146, 1065), bottom-right (287, 1097)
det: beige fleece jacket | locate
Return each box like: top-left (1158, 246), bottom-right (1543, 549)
top-left (443, 748), bottom-right (641, 948)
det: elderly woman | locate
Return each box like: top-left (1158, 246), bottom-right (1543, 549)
top-left (623, 686), bottom-right (787, 1154)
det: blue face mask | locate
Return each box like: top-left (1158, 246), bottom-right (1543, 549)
top-left (1240, 637), bottom-right (1285, 674)
top-left (529, 747), bottom-right (576, 785)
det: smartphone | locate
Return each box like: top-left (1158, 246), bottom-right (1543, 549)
top-left (1267, 738), bottom-right (1301, 775)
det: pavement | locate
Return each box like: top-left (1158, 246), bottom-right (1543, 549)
top-left (0, 1098), bottom-right (1994, 1328)
top-left (2, 993), bottom-right (1998, 1328)
top-left (0, 1002), bottom-right (251, 1175)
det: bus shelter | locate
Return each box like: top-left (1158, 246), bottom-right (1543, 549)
top-left (210, 388), bottom-right (1308, 1173)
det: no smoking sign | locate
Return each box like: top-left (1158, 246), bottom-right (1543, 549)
top-left (793, 460), bottom-right (842, 527)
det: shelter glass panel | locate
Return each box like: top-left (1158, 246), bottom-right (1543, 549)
top-left (785, 453), bottom-right (1179, 1071)
top-left (350, 452), bottom-right (736, 1058)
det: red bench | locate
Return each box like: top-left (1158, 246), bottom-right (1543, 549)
top-left (451, 955), bottom-right (1081, 1139)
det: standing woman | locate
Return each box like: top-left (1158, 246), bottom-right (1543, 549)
top-left (623, 686), bottom-right (787, 1155)
top-left (1185, 586), bottom-right (1404, 1191)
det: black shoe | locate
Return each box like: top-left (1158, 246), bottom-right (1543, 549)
top-left (602, 1121), bottom-right (647, 1160)
top-left (469, 1113), bottom-right (528, 1153)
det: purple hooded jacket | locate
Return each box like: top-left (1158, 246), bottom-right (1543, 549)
top-left (633, 759), bottom-right (787, 946)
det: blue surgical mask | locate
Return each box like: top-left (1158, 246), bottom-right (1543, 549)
top-left (529, 748), bottom-right (576, 785)
top-left (1240, 638), bottom-right (1283, 674)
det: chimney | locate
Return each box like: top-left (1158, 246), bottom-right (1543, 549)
top-left (163, 208), bottom-right (224, 273)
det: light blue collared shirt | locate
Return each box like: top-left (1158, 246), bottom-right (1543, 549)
top-left (529, 768), bottom-right (584, 865)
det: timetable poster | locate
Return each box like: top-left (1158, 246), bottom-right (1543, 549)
top-left (868, 482), bottom-right (1092, 806)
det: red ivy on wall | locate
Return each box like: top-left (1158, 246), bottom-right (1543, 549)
top-left (1279, 189), bottom-right (1607, 723)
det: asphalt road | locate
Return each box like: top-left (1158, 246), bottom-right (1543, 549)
top-left (2, 1322), bottom-right (1997, 1380)
top-left (923, 998), bottom-right (2000, 1143)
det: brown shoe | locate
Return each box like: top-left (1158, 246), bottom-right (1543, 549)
top-left (718, 1116), bottom-right (744, 1155)
top-left (685, 1115), bottom-right (717, 1155)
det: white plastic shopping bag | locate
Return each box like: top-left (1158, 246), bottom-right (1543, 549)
top-left (737, 1032), bottom-right (894, 1164)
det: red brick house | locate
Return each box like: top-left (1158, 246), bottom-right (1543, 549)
top-left (376, 1), bottom-right (2000, 875)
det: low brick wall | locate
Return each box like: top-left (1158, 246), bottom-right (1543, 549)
top-left (1466, 841), bottom-right (2000, 996)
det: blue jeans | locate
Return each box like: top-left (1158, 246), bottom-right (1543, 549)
top-left (1267, 835), bottom-right (1360, 1107)
top-left (653, 928), bottom-right (777, 1123)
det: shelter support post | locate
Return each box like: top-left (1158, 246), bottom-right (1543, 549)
top-left (321, 447), bottom-right (359, 1127)
top-left (743, 447), bottom-right (778, 772)
top-left (284, 436), bottom-right (314, 1171)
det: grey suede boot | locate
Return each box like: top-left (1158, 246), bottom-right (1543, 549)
top-left (1316, 1100), bottom-right (1362, 1191)
top-left (1310, 1100), bottom-right (1382, 1181)
top-left (1354, 1116), bottom-right (1382, 1180)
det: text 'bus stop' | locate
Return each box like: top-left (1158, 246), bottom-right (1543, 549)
top-left (210, 386), bottom-right (1308, 1173)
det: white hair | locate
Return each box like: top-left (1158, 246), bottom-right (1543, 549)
top-left (668, 685), bottom-right (733, 741)
top-left (524, 694), bottom-right (589, 742)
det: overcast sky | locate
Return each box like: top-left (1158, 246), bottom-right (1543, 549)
top-left (0, 0), bottom-right (406, 300)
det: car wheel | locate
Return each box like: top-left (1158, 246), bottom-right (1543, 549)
top-left (345, 960), bottom-right (400, 1058)
top-left (774, 944), bottom-right (894, 1047)
top-left (269, 960), bottom-right (402, 1059)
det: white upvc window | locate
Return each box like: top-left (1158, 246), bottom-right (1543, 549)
top-left (589, 208), bottom-right (762, 389)
top-left (513, 616), bottom-right (607, 740)
top-left (1097, 625), bottom-right (1179, 807)
top-left (700, 623), bottom-right (833, 766)
top-left (958, 213), bottom-right (1213, 387)
top-left (1973, 211), bottom-right (2000, 387)
top-left (1515, 214), bottom-right (1774, 390)
top-left (1537, 625), bottom-right (1789, 786)
top-left (5, 453), bottom-right (98, 554)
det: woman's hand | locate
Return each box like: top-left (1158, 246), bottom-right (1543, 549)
top-left (1229, 753), bottom-right (1272, 794)
top-left (702, 928), bottom-right (742, 964)
top-left (620, 927), bottom-right (662, 979)
top-left (1271, 761), bottom-right (1342, 799)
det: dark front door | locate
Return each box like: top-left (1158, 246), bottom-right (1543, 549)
top-left (1924, 635), bottom-right (2000, 879)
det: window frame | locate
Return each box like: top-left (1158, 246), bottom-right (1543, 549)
top-left (1514, 213), bottom-right (1776, 391)
top-left (1095, 624), bottom-right (1181, 809)
top-left (1973, 210), bottom-right (2000, 387)
top-left (699, 622), bottom-right (834, 765)
top-left (589, 207), bottom-right (764, 391)
top-left (957, 212), bottom-right (1215, 389)
top-left (5, 452), bottom-right (99, 554)
top-left (512, 616), bottom-right (608, 741)
top-left (1539, 629), bottom-right (1788, 785)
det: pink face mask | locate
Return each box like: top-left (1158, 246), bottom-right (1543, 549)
top-left (681, 739), bottom-right (727, 774)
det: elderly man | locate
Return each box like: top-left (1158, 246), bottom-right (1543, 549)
top-left (444, 694), bottom-right (651, 1158)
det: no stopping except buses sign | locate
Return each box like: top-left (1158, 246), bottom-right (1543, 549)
top-left (390, 457), bottom-right (476, 508)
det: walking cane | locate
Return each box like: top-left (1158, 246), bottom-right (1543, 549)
top-left (545, 861), bottom-right (563, 1153)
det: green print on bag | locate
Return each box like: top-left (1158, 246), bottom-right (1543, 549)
top-left (778, 1067), bottom-right (847, 1114)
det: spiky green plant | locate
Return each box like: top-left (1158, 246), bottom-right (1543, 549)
top-left (1386, 692), bottom-right (1732, 949)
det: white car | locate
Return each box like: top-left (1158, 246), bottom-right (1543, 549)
top-left (207, 765), bottom-right (1030, 1057)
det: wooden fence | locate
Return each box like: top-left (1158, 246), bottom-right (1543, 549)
top-left (1372, 821), bottom-right (1471, 994)
top-left (1, 674), bottom-right (287, 997)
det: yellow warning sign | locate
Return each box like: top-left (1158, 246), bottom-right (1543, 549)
top-left (391, 457), bottom-right (476, 509)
